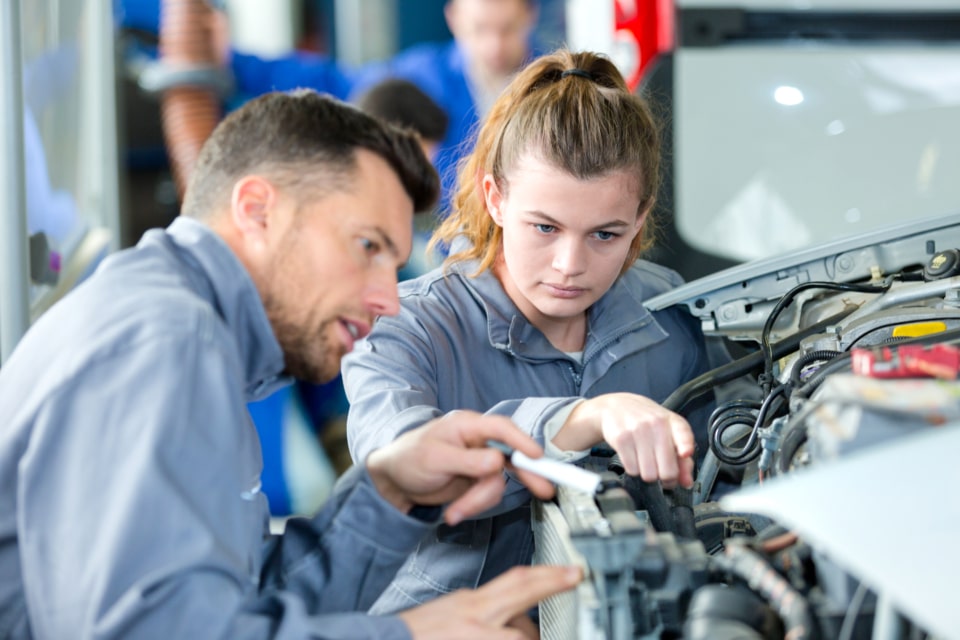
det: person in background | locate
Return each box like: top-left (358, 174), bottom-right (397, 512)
top-left (356, 77), bottom-right (451, 280)
top-left (350, 0), bottom-right (540, 214)
top-left (122, 0), bottom-right (539, 214)
top-left (119, 0), bottom-right (352, 102)
top-left (0, 89), bottom-right (581, 639)
top-left (342, 49), bottom-right (714, 620)
top-left (355, 77), bottom-right (450, 165)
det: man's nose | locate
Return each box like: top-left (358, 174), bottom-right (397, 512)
top-left (365, 269), bottom-right (400, 317)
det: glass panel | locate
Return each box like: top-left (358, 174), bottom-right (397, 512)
top-left (20, 0), bottom-right (118, 308)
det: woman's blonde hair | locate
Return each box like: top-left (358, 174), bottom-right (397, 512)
top-left (429, 49), bottom-right (662, 275)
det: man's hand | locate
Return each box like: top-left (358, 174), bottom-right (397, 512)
top-left (399, 565), bottom-right (583, 640)
top-left (366, 411), bottom-right (556, 525)
top-left (553, 393), bottom-right (695, 489)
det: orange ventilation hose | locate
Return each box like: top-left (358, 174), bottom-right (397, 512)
top-left (159, 0), bottom-right (223, 200)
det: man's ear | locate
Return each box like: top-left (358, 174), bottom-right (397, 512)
top-left (230, 175), bottom-right (277, 249)
top-left (481, 173), bottom-right (504, 227)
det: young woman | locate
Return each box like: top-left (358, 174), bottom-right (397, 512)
top-left (341, 49), bottom-right (713, 616)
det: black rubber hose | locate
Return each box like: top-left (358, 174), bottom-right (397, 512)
top-left (671, 499), bottom-right (697, 539)
top-left (789, 350), bottom-right (844, 386)
top-left (792, 353), bottom-right (852, 399)
top-left (620, 474), bottom-right (675, 534)
top-left (778, 424), bottom-right (809, 474)
top-left (712, 385), bottom-right (788, 466)
top-left (662, 310), bottom-right (854, 414)
top-left (758, 281), bottom-right (891, 394)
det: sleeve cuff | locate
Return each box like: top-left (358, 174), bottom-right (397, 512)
top-left (543, 399), bottom-right (591, 462)
top-left (334, 468), bottom-right (437, 554)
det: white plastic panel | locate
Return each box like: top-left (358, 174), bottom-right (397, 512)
top-left (675, 45), bottom-right (960, 262)
top-left (722, 424), bottom-right (960, 639)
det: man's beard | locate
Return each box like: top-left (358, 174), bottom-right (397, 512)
top-left (267, 306), bottom-right (341, 384)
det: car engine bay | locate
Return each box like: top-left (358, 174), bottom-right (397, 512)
top-left (534, 212), bottom-right (960, 640)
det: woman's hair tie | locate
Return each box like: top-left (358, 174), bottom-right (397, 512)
top-left (560, 68), bottom-right (593, 80)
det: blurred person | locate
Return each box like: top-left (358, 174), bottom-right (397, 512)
top-left (355, 77), bottom-right (450, 164)
top-left (119, 0), bottom-right (352, 103)
top-left (342, 50), bottom-right (713, 617)
top-left (126, 0), bottom-right (538, 213)
top-left (0, 89), bottom-right (581, 639)
top-left (356, 77), bottom-right (451, 280)
top-left (350, 0), bottom-right (540, 214)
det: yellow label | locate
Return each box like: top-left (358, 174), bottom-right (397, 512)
top-left (891, 322), bottom-right (948, 338)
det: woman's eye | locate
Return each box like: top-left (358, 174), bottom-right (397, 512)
top-left (594, 230), bottom-right (618, 241)
top-left (534, 223), bottom-right (556, 234)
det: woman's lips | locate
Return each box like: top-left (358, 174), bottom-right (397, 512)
top-left (543, 283), bottom-right (586, 299)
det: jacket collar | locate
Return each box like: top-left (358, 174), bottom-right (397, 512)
top-left (449, 253), bottom-right (661, 363)
top-left (158, 217), bottom-right (289, 400)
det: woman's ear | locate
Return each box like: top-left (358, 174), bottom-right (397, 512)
top-left (482, 173), bottom-right (505, 227)
top-left (633, 203), bottom-right (651, 237)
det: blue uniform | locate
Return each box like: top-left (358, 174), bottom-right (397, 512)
top-left (0, 217), bottom-right (430, 639)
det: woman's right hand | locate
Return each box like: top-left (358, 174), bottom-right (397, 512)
top-left (552, 393), bottom-right (695, 489)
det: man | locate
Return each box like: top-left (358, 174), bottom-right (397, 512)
top-left (273, 78), bottom-right (453, 494)
top-left (0, 90), bottom-right (579, 638)
top-left (350, 0), bottom-right (539, 213)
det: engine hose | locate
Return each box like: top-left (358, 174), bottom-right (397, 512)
top-left (720, 543), bottom-right (819, 640)
top-left (607, 459), bottom-right (696, 537)
top-left (160, 0), bottom-right (223, 199)
top-left (778, 424), bottom-right (808, 474)
top-left (789, 350), bottom-right (843, 386)
top-left (759, 281), bottom-right (891, 394)
top-left (671, 498), bottom-right (698, 539)
top-left (712, 385), bottom-right (788, 466)
top-left (792, 353), bottom-right (852, 399)
top-left (662, 310), bottom-right (853, 414)
top-left (708, 400), bottom-right (761, 445)
top-left (620, 474), bottom-right (675, 534)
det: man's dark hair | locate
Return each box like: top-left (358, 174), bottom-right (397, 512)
top-left (181, 89), bottom-right (439, 218)
top-left (355, 79), bottom-right (449, 144)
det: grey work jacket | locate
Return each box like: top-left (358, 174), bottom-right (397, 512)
top-left (342, 253), bottom-right (712, 614)
top-left (0, 217), bottom-right (427, 639)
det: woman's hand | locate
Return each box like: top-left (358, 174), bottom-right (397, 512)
top-left (553, 393), bottom-right (695, 489)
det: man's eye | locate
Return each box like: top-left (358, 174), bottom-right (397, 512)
top-left (534, 224), bottom-right (556, 234)
top-left (359, 237), bottom-right (380, 254)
